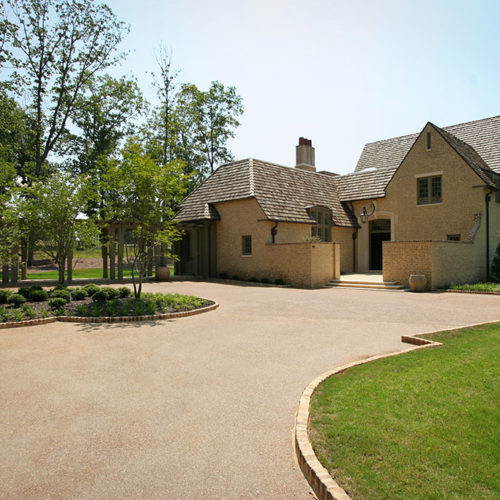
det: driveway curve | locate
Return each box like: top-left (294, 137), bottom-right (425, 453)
top-left (1, 282), bottom-right (499, 499)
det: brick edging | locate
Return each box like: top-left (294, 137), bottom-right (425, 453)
top-left (0, 302), bottom-right (218, 329)
top-left (443, 289), bottom-right (500, 296)
top-left (295, 335), bottom-right (442, 500)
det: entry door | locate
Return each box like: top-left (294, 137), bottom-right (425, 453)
top-left (369, 220), bottom-right (391, 270)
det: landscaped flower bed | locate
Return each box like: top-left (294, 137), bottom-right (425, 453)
top-left (0, 285), bottom-right (212, 323)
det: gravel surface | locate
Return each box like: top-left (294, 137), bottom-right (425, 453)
top-left (1, 281), bottom-right (499, 499)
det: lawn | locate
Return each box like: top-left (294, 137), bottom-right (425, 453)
top-left (449, 282), bottom-right (500, 292)
top-left (309, 323), bottom-right (500, 499)
top-left (1, 268), bottom-right (175, 281)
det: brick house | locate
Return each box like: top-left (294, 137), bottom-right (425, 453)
top-left (174, 116), bottom-right (500, 288)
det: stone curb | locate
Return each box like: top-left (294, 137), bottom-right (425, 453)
top-left (294, 334), bottom-right (443, 500)
top-left (0, 302), bottom-right (218, 329)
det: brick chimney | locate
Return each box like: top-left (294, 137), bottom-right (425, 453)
top-left (295, 137), bottom-right (316, 172)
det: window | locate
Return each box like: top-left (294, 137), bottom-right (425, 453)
top-left (417, 175), bottom-right (442, 205)
top-left (309, 206), bottom-right (332, 242)
top-left (241, 235), bottom-right (252, 255)
top-left (447, 234), bottom-right (460, 241)
top-left (426, 132), bottom-right (431, 150)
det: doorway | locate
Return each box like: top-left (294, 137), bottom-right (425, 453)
top-left (369, 219), bottom-right (391, 270)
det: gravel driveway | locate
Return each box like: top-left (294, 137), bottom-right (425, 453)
top-left (1, 282), bottom-right (499, 499)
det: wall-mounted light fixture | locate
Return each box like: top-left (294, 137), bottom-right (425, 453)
top-left (359, 202), bottom-right (376, 224)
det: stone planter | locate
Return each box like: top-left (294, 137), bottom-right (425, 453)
top-left (409, 274), bottom-right (427, 292)
top-left (156, 266), bottom-right (171, 281)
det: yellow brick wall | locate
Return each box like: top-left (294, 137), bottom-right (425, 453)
top-left (331, 226), bottom-right (355, 273)
top-left (214, 197), bottom-right (336, 286)
top-left (353, 123), bottom-right (500, 273)
top-left (383, 241), bottom-right (433, 288)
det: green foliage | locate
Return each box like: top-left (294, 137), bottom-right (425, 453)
top-left (449, 282), bottom-right (500, 292)
top-left (30, 289), bottom-right (48, 301)
top-left (24, 171), bottom-right (99, 283)
top-left (104, 139), bottom-right (187, 298)
top-left (101, 286), bottom-right (120, 300)
top-left (91, 290), bottom-right (108, 302)
top-left (117, 286), bottom-right (131, 298)
top-left (70, 287), bottom-right (88, 300)
top-left (491, 243), bottom-right (500, 283)
top-left (8, 293), bottom-right (26, 307)
top-left (10, 308), bottom-right (24, 321)
top-left (0, 289), bottom-right (11, 304)
top-left (0, 305), bottom-right (9, 321)
top-left (274, 278), bottom-right (285, 285)
top-left (18, 285), bottom-right (42, 299)
top-left (50, 289), bottom-right (71, 303)
top-left (48, 297), bottom-right (67, 310)
top-left (21, 304), bottom-right (36, 319)
top-left (5, 0), bottom-right (128, 177)
top-left (83, 283), bottom-right (100, 296)
top-left (40, 307), bottom-right (50, 318)
top-left (260, 277), bottom-right (271, 284)
top-left (75, 304), bottom-right (87, 316)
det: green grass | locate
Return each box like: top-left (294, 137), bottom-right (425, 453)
top-left (449, 282), bottom-right (500, 292)
top-left (22, 268), bottom-right (133, 280)
top-left (309, 323), bottom-right (500, 499)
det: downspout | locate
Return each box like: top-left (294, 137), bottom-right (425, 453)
top-left (485, 189), bottom-right (492, 281)
top-left (271, 222), bottom-right (279, 244)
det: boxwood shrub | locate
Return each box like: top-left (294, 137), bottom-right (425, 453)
top-left (30, 289), bottom-right (49, 302)
top-left (8, 293), bottom-right (26, 307)
top-left (117, 286), bottom-right (131, 298)
top-left (70, 287), bottom-right (88, 300)
top-left (51, 289), bottom-right (71, 303)
top-left (48, 297), bottom-right (67, 310)
top-left (92, 290), bottom-right (108, 302)
top-left (83, 283), bottom-right (100, 297)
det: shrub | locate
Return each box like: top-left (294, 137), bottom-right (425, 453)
top-left (53, 284), bottom-right (67, 291)
top-left (247, 277), bottom-right (258, 283)
top-left (30, 289), bottom-right (49, 302)
top-left (70, 287), bottom-right (88, 300)
top-left (92, 290), bottom-right (108, 302)
top-left (0, 290), bottom-right (11, 304)
top-left (231, 275), bottom-right (241, 281)
top-left (10, 309), bottom-right (24, 321)
top-left (101, 287), bottom-right (120, 300)
top-left (274, 278), bottom-right (285, 285)
top-left (219, 272), bottom-right (229, 279)
top-left (261, 277), bottom-right (271, 284)
top-left (48, 297), bottom-right (67, 310)
top-left (17, 287), bottom-right (32, 298)
top-left (117, 286), bottom-right (131, 298)
top-left (8, 293), bottom-right (26, 307)
top-left (76, 304), bottom-right (87, 316)
top-left (0, 305), bottom-right (8, 322)
top-left (51, 289), bottom-right (71, 303)
top-left (83, 283), bottom-right (100, 296)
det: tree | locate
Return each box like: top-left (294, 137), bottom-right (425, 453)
top-left (177, 81), bottom-right (243, 176)
top-left (104, 139), bottom-right (188, 298)
top-left (24, 171), bottom-right (99, 283)
top-left (71, 74), bottom-right (145, 178)
top-left (5, 0), bottom-right (128, 177)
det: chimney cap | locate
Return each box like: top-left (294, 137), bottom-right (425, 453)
top-left (298, 137), bottom-right (312, 147)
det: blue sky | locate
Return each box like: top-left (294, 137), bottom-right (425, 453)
top-left (106, 0), bottom-right (500, 174)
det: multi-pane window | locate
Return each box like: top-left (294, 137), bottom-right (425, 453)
top-left (310, 206), bottom-right (332, 242)
top-left (241, 235), bottom-right (252, 255)
top-left (417, 175), bottom-right (442, 205)
top-left (447, 234), bottom-right (461, 241)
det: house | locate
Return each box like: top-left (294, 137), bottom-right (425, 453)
top-left (174, 116), bottom-right (500, 289)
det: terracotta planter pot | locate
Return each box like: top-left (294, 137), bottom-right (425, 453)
top-left (156, 266), bottom-right (171, 281)
top-left (409, 274), bottom-right (427, 292)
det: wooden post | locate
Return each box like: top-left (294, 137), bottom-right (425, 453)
top-left (21, 238), bottom-right (28, 280)
top-left (109, 226), bottom-right (116, 280)
top-left (2, 264), bottom-right (9, 284)
top-left (10, 246), bottom-right (19, 284)
top-left (67, 247), bottom-right (73, 283)
top-left (118, 224), bottom-right (124, 280)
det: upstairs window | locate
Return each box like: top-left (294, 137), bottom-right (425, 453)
top-left (241, 235), bottom-right (252, 255)
top-left (417, 175), bottom-right (442, 205)
top-left (309, 206), bottom-right (332, 242)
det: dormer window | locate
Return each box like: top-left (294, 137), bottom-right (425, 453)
top-left (309, 206), bottom-right (332, 242)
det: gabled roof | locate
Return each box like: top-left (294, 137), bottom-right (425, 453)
top-left (432, 124), bottom-right (500, 188)
top-left (354, 115), bottom-right (500, 174)
top-left (175, 159), bottom-right (358, 227)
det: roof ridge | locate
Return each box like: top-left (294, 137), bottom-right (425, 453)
top-left (249, 158), bottom-right (255, 196)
